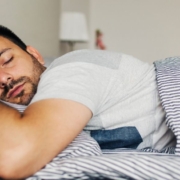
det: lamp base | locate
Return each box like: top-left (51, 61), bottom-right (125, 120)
top-left (68, 41), bottom-right (75, 51)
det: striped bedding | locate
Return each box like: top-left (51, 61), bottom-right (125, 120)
top-left (2, 56), bottom-right (180, 180)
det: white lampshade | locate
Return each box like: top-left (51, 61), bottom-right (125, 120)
top-left (59, 12), bottom-right (89, 42)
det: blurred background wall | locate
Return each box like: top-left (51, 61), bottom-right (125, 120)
top-left (89, 0), bottom-right (180, 63)
top-left (0, 0), bottom-right (180, 63)
top-left (0, 0), bottom-right (60, 58)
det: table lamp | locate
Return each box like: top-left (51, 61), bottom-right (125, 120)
top-left (59, 12), bottom-right (89, 51)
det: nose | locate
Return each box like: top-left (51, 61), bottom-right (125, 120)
top-left (0, 71), bottom-right (12, 88)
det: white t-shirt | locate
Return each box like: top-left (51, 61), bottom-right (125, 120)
top-left (31, 50), bottom-right (175, 150)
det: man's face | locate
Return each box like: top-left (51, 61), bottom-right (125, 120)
top-left (0, 37), bottom-right (46, 105)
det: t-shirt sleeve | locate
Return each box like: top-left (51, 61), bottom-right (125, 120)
top-left (30, 62), bottom-right (109, 115)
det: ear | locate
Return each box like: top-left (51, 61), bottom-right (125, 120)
top-left (26, 46), bottom-right (45, 65)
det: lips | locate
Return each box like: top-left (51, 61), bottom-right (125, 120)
top-left (7, 84), bottom-right (24, 99)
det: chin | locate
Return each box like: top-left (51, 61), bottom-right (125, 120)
top-left (8, 94), bottom-right (32, 106)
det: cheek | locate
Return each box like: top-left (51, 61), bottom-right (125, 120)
top-left (9, 67), bottom-right (33, 81)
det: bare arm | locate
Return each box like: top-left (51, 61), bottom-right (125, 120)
top-left (0, 99), bottom-right (92, 179)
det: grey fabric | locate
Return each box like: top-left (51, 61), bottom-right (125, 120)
top-left (154, 56), bottom-right (180, 155)
top-left (31, 50), bottom-right (169, 150)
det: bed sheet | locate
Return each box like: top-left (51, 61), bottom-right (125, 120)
top-left (25, 130), bottom-right (178, 180)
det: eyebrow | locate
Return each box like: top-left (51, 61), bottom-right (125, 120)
top-left (0, 48), bottom-right (11, 57)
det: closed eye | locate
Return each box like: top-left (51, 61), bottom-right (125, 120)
top-left (4, 57), bottom-right (13, 65)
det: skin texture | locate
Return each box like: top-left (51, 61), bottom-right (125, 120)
top-left (0, 37), bottom-right (92, 179)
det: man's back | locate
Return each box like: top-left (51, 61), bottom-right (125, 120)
top-left (31, 49), bottom-right (175, 150)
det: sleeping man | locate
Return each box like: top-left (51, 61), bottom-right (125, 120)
top-left (0, 25), bottom-right (175, 179)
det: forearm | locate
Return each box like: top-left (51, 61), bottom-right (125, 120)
top-left (0, 99), bottom-right (91, 179)
top-left (0, 102), bottom-right (48, 179)
top-left (0, 102), bottom-right (23, 153)
top-left (0, 102), bottom-right (51, 179)
top-left (0, 102), bottom-right (29, 179)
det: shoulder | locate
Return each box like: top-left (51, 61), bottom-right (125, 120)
top-left (46, 49), bottom-right (125, 72)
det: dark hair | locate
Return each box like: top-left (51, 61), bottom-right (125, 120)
top-left (0, 25), bottom-right (27, 51)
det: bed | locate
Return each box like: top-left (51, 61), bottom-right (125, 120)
top-left (3, 56), bottom-right (180, 180)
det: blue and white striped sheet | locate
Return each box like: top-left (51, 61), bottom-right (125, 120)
top-left (2, 56), bottom-right (180, 180)
top-left (28, 153), bottom-right (180, 180)
top-left (155, 56), bottom-right (180, 155)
